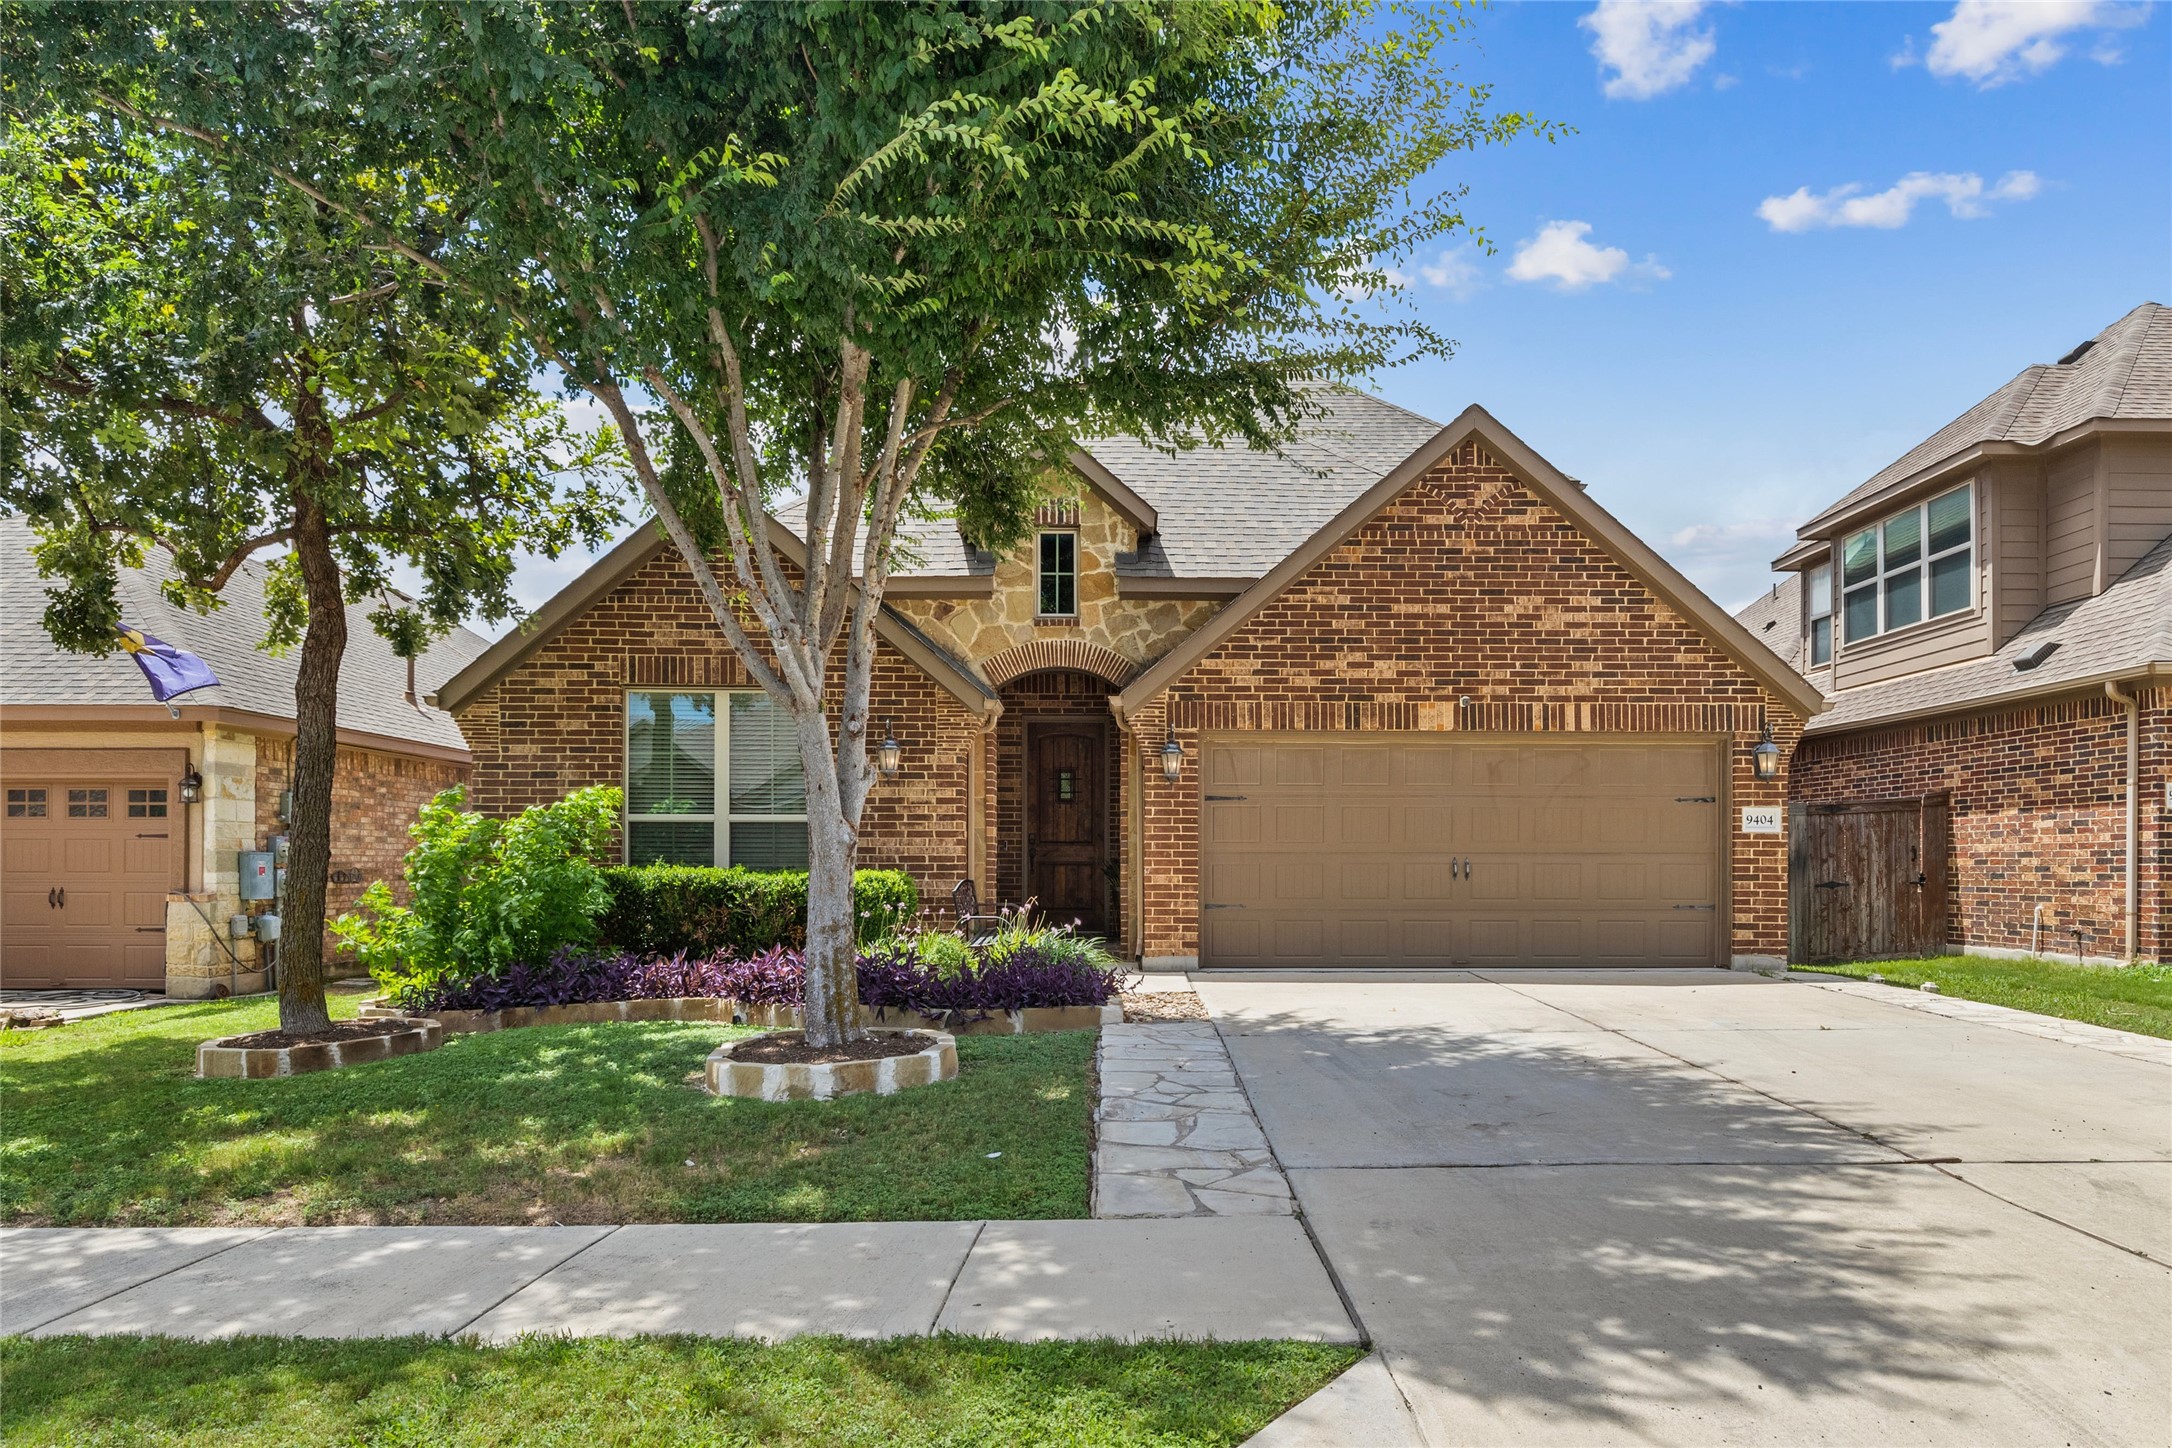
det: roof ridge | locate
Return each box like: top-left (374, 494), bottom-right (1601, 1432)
top-left (2111, 304), bottom-right (2172, 419)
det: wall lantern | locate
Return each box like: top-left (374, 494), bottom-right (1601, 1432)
top-left (1751, 724), bottom-right (1782, 782)
top-left (1160, 728), bottom-right (1185, 783)
top-left (176, 765), bottom-right (204, 806)
top-left (876, 719), bottom-right (902, 779)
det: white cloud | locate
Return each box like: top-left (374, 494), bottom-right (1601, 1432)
top-left (1417, 244), bottom-right (1485, 301)
top-left (1331, 260), bottom-right (1414, 302)
top-left (1757, 170), bottom-right (2042, 231)
top-left (1669, 518), bottom-right (1799, 554)
top-left (1581, 0), bottom-right (1719, 99)
top-left (1907, 1), bottom-right (2150, 87)
top-left (1506, 221), bottom-right (1671, 292)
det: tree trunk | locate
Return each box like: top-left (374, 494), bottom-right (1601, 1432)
top-left (797, 708), bottom-right (863, 1047)
top-left (277, 498), bottom-right (346, 1033)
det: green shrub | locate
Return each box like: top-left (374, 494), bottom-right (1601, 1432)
top-left (333, 785), bottom-right (621, 997)
top-left (895, 905), bottom-right (1119, 979)
top-left (596, 865), bottom-right (919, 957)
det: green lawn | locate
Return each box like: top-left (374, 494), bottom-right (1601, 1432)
top-left (1797, 955), bottom-right (2172, 1040)
top-left (0, 995), bottom-right (1093, 1226)
top-left (0, 1335), bottom-right (1359, 1448)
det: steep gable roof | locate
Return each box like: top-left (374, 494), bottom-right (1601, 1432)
top-left (1, 514), bottom-right (483, 757)
top-left (431, 521), bottom-right (996, 717)
top-left (1114, 406), bottom-right (1829, 724)
top-left (1795, 302), bottom-right (2172, 542)
top-left (1736, 573), bottom-right (1807, 673)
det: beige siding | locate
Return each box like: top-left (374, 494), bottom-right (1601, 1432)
top-left (1987, 460), bottom-right (2045, 648)
top-left (2100, 435), bottom-right (2172, 582)
top-left (1830, 478), bottom-right (1992, 688)
top-left (2045, 441), bottom-right (2100, 602)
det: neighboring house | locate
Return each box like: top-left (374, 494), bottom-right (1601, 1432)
top-left (1739, 302), bottom-right (2171, 964)
top-left (0, 516), bottom-right (486, 995)
top-left (438, 392), bottom-right (1822, 970)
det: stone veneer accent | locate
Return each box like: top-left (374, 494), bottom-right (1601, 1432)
top-left (887, 486), bottom-right (1221, 679)
top-left (706, 1029), bottom-right (958, 1100)
top-left (1791, 688), bottom-right (2166, 962)
top-left (196, 1017), bottom-right (442, 1078)
top-left (1125, 439), bottom-right (1803, 965)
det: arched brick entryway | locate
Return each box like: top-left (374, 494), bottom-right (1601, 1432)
top-left (995, 668), bottom-right (1124, 946)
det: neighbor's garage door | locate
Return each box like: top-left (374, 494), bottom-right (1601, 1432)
top-left (2, 751), bottom-right (184, 989)
top-left (1199, 734), bottom-right (1724, 968)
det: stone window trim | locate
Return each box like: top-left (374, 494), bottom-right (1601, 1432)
top-left (1840, 482), bottom-right (1974, 647)
top-left (621, 688), bottom-right (810, 869)
top-left (1037, 530), bottom-right (1078, 618)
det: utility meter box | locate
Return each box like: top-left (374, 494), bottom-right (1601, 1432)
top-left (238, 851), bottom-right (275, 901)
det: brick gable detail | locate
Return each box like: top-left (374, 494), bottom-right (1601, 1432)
top-left (1134, 441), bottom-right (1803, 962)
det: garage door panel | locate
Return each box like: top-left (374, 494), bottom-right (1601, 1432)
top-left (63, 837), bottom-right (114, 873)
top-left (3, 836), bottom-right (53, 872)
top-left (1197, 734), bottom-right (1724, 969)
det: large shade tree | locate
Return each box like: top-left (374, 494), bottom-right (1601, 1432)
top-left (14, 0), bottom-right (1554, 1045)
top-left (0, 107), bottom-right (623, 1031)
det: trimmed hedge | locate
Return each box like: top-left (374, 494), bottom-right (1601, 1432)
top-left (596, 866), bottom-right (918, 958)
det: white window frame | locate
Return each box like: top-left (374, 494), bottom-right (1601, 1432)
top-left (1037, 530), bottom-right (1078, 617)
top-left (1806, 561), bottom-right (1834, 667)
top-left (1839, 482), bottom-right (1974, 646)
top-left (622, 689), bottom-right (809, 868)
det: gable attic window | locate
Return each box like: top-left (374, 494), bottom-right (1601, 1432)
top-left (1038, 531), bottom-right (1078, 617)
top-left (1841, 483), bottom-right (1973, 645)
top-left (624, 691), bottom-right (809, 869)
top-left (1807, 561), bottom-right (1834, 667)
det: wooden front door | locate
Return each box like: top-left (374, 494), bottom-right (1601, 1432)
top-left (1026, 723), bottom-right (1108, 935)
top-left (1788, 793), bottom-right (1950, 963)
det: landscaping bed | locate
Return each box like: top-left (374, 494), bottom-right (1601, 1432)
top-left (1797, 955), bottom-right (2172, 1040)
top-left (0, 995), bottom-right (1094, 1227)
top-left (0, 1334), bottom-right (1359, 1448)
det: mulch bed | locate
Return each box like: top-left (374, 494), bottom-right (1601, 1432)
top-left (215, 1020), bottom-right (424, 1049)
top-left (1122, 991), bottom-right (1210, 1023)
top-left (733, 1031), bottom-right (936, 1065)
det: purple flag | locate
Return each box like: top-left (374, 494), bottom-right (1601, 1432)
top-left (115, 626), bottom-right (219, 704)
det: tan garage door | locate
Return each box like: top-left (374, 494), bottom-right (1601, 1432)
top-left (2, 761), bottom-right (182, 989)
top-left (1199, 734), bottom-right (1724, 968)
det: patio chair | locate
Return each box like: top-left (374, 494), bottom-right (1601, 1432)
top-left (950, 879), bottom-right (1007, 950)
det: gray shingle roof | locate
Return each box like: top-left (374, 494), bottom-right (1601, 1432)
top-left (778, 385), bottom-right (1445, 580)
top-left (1, 515), bottom-right (484, 754)
top-left (1800, 302), bottom-right (2172, 535)
top-left (1735, 573), bottom-right (1806, 672)
top-left (1802, 531), bottom-right (2172, 734)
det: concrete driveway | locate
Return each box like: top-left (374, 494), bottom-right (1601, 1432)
top-left (1199, 970), bottom-right (2172, 1447)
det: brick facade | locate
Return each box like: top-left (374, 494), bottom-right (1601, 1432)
top-left (1128, 440), bottom-right (1803, 963)
top-left (451, 546), bottom-right (982, 895)
top-left (1791, 688), bottom-right (2166, 962)
top-left (252, 738), bottom-right (468, 935)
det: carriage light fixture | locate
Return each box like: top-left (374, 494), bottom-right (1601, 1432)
top-left (176, 765), bottom-right (204, 806)
top-left (877, 719), bottom-right (902, 779)
top-left (1160, 729), bottom-right (1185, 783)
top-left (1751, 724), bottom-right (1782, 782)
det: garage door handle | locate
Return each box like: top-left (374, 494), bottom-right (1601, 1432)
top-left (55, 886), bottom-right (64, 908)
top-left (47, 887), bottom-right (58, 909)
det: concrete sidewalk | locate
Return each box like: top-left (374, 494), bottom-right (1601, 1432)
top-left (2, 1217), bottom-right (1357, 1345)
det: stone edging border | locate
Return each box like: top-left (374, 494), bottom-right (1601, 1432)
top-left (360, 998), bottom-right (1120, 1037)
top-left (707, 1029), bottom-right (959, 1100)
top-left (197, 1017), bottom-right (442, 1079)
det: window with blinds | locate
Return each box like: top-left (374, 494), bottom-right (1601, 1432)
top-left (624, 691), bottom-right (809, 868)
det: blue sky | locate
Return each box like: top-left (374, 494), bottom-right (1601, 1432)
top-left (472, 0), bottom-right (2169, 636)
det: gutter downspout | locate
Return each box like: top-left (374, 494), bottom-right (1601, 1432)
top-left (2105, 680), bottom-right (2140, 962)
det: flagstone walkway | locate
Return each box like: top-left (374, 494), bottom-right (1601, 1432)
top-left (1092, 1022), bottom-right (1297, 1217)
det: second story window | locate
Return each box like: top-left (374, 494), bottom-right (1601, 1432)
top-left (1038, 531), bottom-right (1077, 616)
top-left (1840, 483), bottom-right (1973, 644)
top-left (1807, 562), bottom-right (1833, 667)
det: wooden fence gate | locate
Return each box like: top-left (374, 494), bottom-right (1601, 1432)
top-left (1788, 792), bottom-right (1950, 964)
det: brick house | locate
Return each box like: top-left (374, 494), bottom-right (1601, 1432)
top-left (0, 516), bottom-right (483, 995)
top-left (1738, 302), bottom-right (2171, 964)
top-left (437, 393), bottom-right (1823, 970)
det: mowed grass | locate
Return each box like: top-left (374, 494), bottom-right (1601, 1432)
top-left (0, 995), bottom-right (1093, 1226)
top-left (1798, 955), bottom-right (2172, 1040)
top-left (0, 1335), bottom-right (1360, 1448)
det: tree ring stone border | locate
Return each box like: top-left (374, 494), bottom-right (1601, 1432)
top-left (195, 1017), bottom-right (443, 1079)
top-left (705, 1028), bottom-right (958, 1101)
